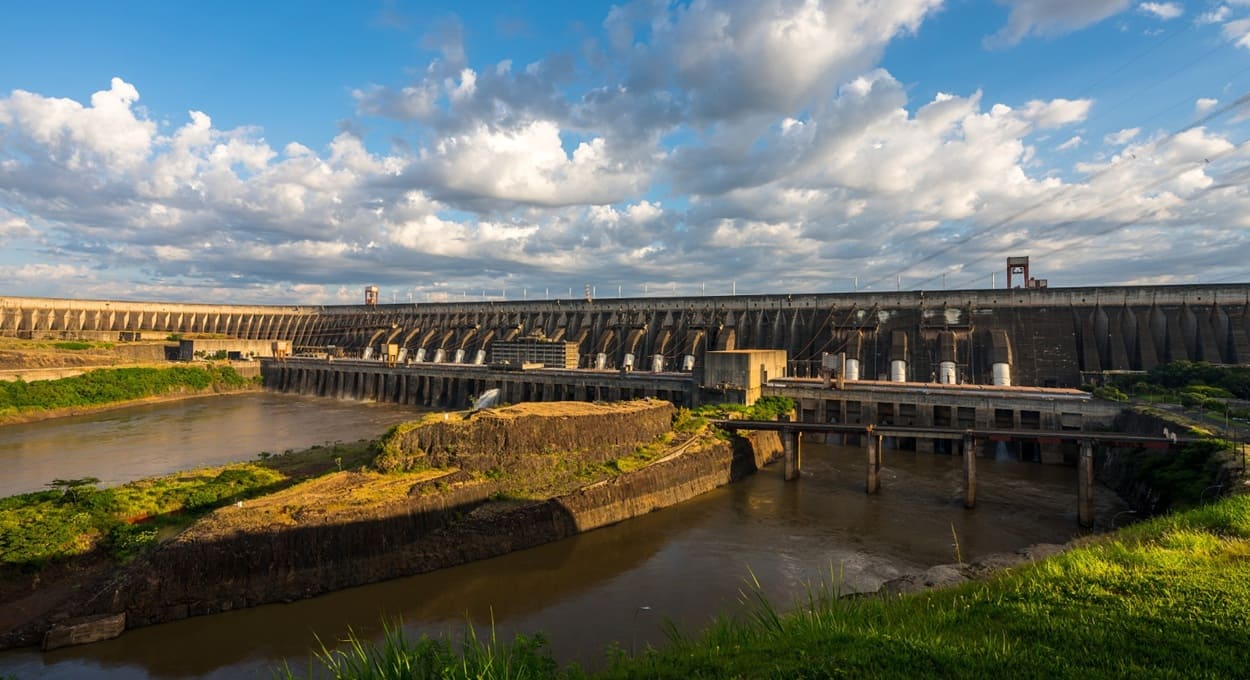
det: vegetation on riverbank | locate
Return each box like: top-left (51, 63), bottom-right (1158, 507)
top-left (693, 395), bottom-right (795, 423)
top-left (0, 364), bottom-right (256, 422)
top-left (286, 492), bottom-right (1250, 679)
top-left (0, 440), bottom-right (372, 570)
top-left (1105, 361), bottom-right (1250, 420)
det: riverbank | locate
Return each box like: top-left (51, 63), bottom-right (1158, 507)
top-left (285, 491), bottom-right (1250, 679)
top-left (0, 364), bottom-right (260, 426)
top-left (0, 400), bottom-right (782, 651)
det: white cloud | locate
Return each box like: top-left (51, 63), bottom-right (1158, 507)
top-left (1057, 135), bottom-right (1083, 150)
top-left (1197, 6), bottom-right (1231, 24)
top-left (0, 208), bottom-right (34, 242)
top-left (416, 120), bottom-right (646, 206)
top-left (1105, 127), bottom-right (1141, 145)
top-left (1223, 18), bottom-right (1250, 47)
top-left (1196, 97), bottom-right (1220, 113)
top-left (986, 0), bottom-right (1131, 47)
top-left (1019, 98), bottom-right (1093, 127)
top-left (0, 77), bottom-right (155, 173)
top-left (1138, 2), bottom-right (1183, 20)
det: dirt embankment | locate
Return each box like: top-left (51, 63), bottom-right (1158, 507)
top-left (375, 400), bottom-right (676, 473)
top-left (1, 401), bottom-right (782, 649)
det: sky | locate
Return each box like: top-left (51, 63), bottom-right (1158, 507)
top-left (1, 0), bottom-right (1249, 305)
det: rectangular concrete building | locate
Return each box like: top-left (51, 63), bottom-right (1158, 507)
top-left (702, 349), bottom-right (788, 404)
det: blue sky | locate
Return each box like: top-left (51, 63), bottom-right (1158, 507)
top-left (1, 0), bottom-right (1248, 304)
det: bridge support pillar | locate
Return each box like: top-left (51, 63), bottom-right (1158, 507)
top-left (963, 434), bottom-right (977, 509)
top-left (782, 421), bottom-right (801, 481)
top-left (1078, 439), bottom-right (1095, 528)
top-left (866, 433), bottom-right (883, 494)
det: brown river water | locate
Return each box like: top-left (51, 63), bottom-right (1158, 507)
top-left (0, 394), bottom-right (1128, 679)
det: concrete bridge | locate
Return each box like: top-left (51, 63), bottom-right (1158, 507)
top-left (713, 417), bottom-right (1186, 527)
top-left (5, 282), bottom-right (1250, 388)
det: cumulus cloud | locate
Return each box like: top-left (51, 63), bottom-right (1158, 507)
top-left (1138, 2), bottom-right (1182, 20)
top-left (986, 0), bottom-right (1131, 47)
top-left (2, 2), bottom-right (1248, 303)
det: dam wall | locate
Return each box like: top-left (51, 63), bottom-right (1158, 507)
top-left (260, 358), bottom-right (697, 408)
top-left (7, 283), bottom-right (1250, 388)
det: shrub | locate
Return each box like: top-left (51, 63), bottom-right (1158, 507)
top-left (1092, 386), bottom-right (1128, 402)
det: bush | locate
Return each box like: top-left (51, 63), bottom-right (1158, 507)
top-left (1092, 386), bottom-right (1128, 402)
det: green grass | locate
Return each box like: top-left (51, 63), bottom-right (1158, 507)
top-left (0, 440), bottom-right (375, 570)
top-left (0, 464), bottom-right (286, 568)
top-left (0, 364), bottom-right (251, 419)
top-left (694, 396), bottom-right (796, 422)
top-left (283, 493), bottom-right (1250, 679)
top-left (279, 621), bottom-right (560, 680)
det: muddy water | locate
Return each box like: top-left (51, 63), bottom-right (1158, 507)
top-left (0, 413), bottom-right (1128, 679)
top-left (0, 393), bottom-right (420, 497)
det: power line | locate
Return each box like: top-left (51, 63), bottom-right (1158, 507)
top-left (864, 90), bottom-right (1250, 292)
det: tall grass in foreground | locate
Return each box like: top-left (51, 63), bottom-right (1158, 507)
top-left (284, 493), bottom-right (1250, 679)
top-left (277, 621), bottom-right (558, 680)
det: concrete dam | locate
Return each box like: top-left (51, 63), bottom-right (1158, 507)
top-left (4, 283), bottom-right (1250, 388)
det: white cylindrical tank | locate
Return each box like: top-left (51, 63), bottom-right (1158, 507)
top-left (992, 362), bottom-right (1012, 386)
top-left (595, 352), bottom-right (608, 370)
top-left (652, 354), bottom-right (664, 373)
top-left (453, 349), bottom-right (466, 364)
top-left (414, 348), bottom-right (426, 362)
top-left (938, 361), bottom-right (957, 384)
top-left (681, 354), bottom-right (696, 371)
top-left (622, 353), bottom-right (635, 370)
top-left (433, 348), bottom-right (446, 363)
top-left (890, 360), bottom-right (907, 382)
top-left (474, 349), bottom-right (486, 365)
top-left (844, 358), bottom-right (860, 381)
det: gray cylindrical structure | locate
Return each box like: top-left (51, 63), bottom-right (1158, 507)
top-left (938, 360), bottom-right (957, 384)
top-left (992, 362), bottom-right (1012, 386)
top-left (845, 358), bottom-right (860, 381)
top-left (433, 348), bottom-right (446, 363)
top-left (890, 360), bottom-right (906, 382)
top-left (453, 348), bottom-right (466, 364)
top-left (651, 354), bottom-right (664, 373)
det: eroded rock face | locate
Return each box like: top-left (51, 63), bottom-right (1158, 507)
top-left (377, 400), bottom-right (676, 473)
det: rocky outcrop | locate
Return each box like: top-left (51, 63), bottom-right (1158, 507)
top-left (879, 542), bottom-right (1068, 596)
top-left (6, 402), bottom-right (778, 648)
top-left (377, 400), bottom-right (675, 473)
top-left (42, 613), bottom-right (125, 651)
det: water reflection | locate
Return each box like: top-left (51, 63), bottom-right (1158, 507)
top-left (0, 393), bottom-right (420, 497)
